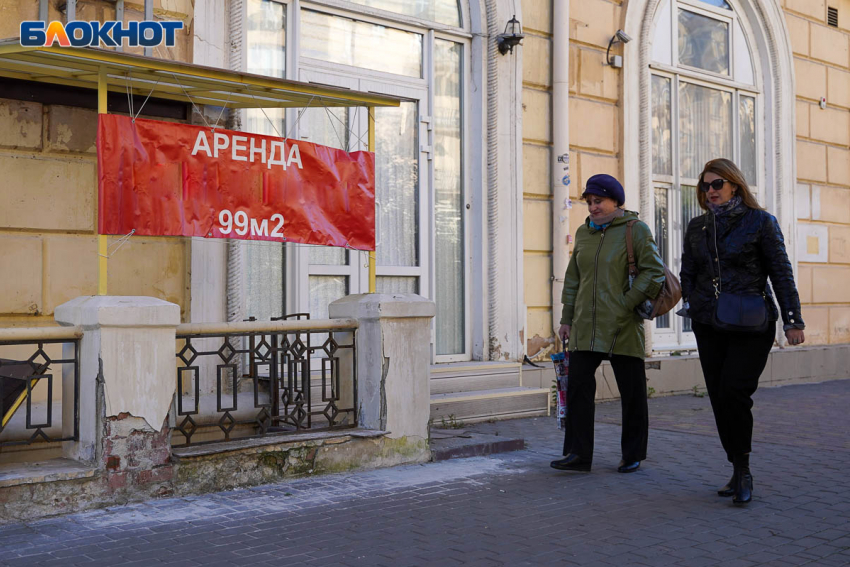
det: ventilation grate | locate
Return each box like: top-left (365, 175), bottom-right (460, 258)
top-left (828, 6), bottom-right (838, 27)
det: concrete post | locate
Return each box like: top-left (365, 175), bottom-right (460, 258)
top-left (54, 297), bottom-right (181, 464)
top-left (328, 294), bottom-right (435, 454)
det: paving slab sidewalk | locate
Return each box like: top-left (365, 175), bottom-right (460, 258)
top-left (1, 379), bottom-right (849, 567)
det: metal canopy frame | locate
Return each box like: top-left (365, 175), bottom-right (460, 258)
top-left (0, 41), bottom-right (393, 293)
top-left (0, 41), bottom-right (401, 109)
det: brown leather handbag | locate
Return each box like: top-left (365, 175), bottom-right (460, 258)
top-left (625, 220), bottom-right (683, 320)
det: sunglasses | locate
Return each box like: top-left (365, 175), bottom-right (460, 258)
top-left (699, 179), bottom-right (728, 192)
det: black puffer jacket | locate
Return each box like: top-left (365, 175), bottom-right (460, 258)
top-left (680, 202), bottom-right (804, 330)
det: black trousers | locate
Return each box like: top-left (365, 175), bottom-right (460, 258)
top-left (692, 321), bottom-right (776, 462)
top-left (562, 351), bottom-right (648, 463)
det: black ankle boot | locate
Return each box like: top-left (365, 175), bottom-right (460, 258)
top-left (717, 472), bottom-right (737, 497)
top-left (733, 471), bottom-right (753, 504)
top-left (550, 453), bottom-right (592, 472)
top-left (732, 455), bottom-right (753, 505)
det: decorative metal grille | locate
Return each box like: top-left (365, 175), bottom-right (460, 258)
top-left (0, 339), bottom-right (80, 449)
top-left (174, 318), bottom-right (356, 447)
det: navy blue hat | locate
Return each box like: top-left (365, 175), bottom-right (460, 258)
top-left (582, 174), bottom-right (625, 207)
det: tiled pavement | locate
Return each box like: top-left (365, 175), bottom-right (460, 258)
top-left (2, 380), bottom-right (850, 566)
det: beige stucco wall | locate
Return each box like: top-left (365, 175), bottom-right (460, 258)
top-left (522, 0), bottom-right (623, 356)
top-left (521, 0), bottom-right (555, 357)
top-left (522, 0), bottom-right (850, 354)
top-left (787, 0), bottom-right (850, 345)
top-left (0, 0), bottom-right (194, 325)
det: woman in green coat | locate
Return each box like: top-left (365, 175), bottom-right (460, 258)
top-left (551, 174), bottom-right (666, 474)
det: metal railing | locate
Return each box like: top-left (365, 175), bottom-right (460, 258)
top-left (173, 317), bottom-right (358, 447)
top-left (0, 327), bottom-right (82, 449)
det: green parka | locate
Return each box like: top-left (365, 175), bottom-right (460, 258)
top-left (560, 211), bottom-right (666, 360)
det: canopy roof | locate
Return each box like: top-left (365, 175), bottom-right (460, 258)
top-left (0, 41), bottom-right (401, 109)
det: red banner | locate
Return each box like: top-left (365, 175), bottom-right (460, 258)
top-left (97, 115), bottom-right (375, 250)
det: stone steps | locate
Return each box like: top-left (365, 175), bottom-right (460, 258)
top-left (429, 362), bottom-right (553, 425)
top-left (429, 362), bottom-right (522, 395)
top-left (430, 387), bottom-right (550, 425)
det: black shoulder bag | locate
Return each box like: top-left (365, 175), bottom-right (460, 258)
top-left (706, 215), bottom-right (769, 333)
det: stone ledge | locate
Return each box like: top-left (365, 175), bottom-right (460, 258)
top-left (0, 458), bottom-right (96, 488)
top-left (172, 429), bottom-right (390, 460)
top-left (329, 293), bottom-right (436, 320)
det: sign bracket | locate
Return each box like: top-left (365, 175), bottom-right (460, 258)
top-left (98, 65), bottom-right (108, 295)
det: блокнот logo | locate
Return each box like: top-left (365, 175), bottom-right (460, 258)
top-left (20, 21), bottom-right (183, 48)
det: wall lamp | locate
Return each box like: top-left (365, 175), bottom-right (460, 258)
top-left (606, 29), bottom-right (632, 68)
top-left (497, 15), bottom-right (525, 55)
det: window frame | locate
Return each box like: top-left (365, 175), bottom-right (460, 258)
top-left (675, 2), bottom-right (734, 81)
top-left (298, 6), bottom-right (428, 79)
top-left (429, 33), bottom-right (472, 362)
top-left (300, 0), bottom-right (471, 34)
top-left (649, 0), bottom-right (762, 351)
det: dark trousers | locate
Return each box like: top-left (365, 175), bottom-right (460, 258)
top-left (692, 321), bottom-right (775, 462)
top-left (562, 351), bottom-right (649, 463)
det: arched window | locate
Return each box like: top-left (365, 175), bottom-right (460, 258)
top-left (650, 0), bottom-right (760, 349)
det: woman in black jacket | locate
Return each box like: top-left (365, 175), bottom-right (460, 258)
top-left (680, 158), bottom-right (805, 505)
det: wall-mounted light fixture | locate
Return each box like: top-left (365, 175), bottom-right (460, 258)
top-left (497, 15), bottom-right (525, 55)
top-left (606, 29), bottom-right (632, 68)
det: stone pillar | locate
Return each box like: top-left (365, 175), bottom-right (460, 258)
top-left (329, 294), bottom-right (435, 457)
top-left (54, 297), bottom-right (181, 477)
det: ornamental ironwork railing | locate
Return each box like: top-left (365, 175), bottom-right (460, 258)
top-left (0, 327), bottom-right (82, 450)
top-left (173, 317), bottom-right (357, 447)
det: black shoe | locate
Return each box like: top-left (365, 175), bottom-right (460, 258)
top-left (550, 454), bottom-right (592, 472)
top-left (733, 472), bottom-right (753, 505)
top-left (717, 472), bottom-right (737, 497)
top-left (617, 460), bottom-right (640, 473)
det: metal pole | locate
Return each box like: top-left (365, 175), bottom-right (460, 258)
top-left (115, 0), bottom-right (125, 52)
top-left (144, 0), bottom-right (153, 57)
top-left (98, 66), bottom-right (108, 295)
top-left (368, 107), bottom-right (376, 293)
top-left (66, 0), bottom-right (76, 21)
top-left (39, 0), bottom-right (48, 21)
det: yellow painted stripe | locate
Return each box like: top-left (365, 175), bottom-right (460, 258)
top-left (1, 378), bottom-right (38, 429)
top-left (368, 107), bottom-right (377, 293)
top-left (98, 66), bottom-right (108, 296)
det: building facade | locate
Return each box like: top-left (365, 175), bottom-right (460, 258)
top-left (523, 0), bottom-right (850, 360)
top-left (0, 0), bottom-right (847, 425)
top-left (190, 0), bottom-right (528, 369)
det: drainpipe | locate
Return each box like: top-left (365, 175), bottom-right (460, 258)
top-left (551, 0), bottom-right (570, 341)
top-left (226, 0), bottom-right (245, 374)
top-left (484, 0), bottom-right (500, 359)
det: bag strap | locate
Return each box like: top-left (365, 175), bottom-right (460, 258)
top-left (625, 220), bottom-right (639, 278)
top-left (704, 215), bottom-right (722, 297)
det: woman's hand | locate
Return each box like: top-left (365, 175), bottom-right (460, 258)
top-left (617, 293), bottom-right (633, 322)
top-left (558, 324), bottom-right (571, 345)
top-left (785, 328), bottom-right (805, 346)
